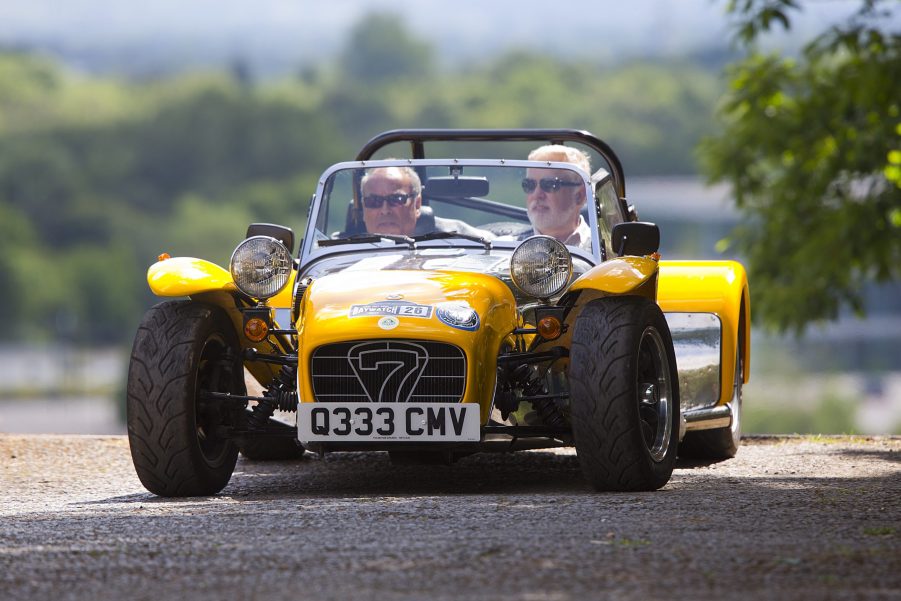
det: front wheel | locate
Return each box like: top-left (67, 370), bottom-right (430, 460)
top-left (569, 296), bottom-right (680, 491)
top-left (127, 301), bottom-right (245, 496)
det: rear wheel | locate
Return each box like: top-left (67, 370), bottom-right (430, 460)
top-left (127, 301), bottom-right (245, 496)
top-left (679, 352), bottom-right (743, 459)
top-left (570, 296), bottom-right (680, 491)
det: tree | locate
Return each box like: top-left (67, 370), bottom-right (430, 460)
top-left (699, 0), bottom-right (901, 332)
top-left (339, 13), bottom-right (433, 85)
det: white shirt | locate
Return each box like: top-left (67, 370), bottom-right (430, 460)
top-left (560, 215), bottom-right (593, 251)
top-left (502, 215), bottom-right (594, 251)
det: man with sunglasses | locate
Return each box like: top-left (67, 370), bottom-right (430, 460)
top-left (360, 166), bottom-right (423, 237)
top-left (520, 145), bottom-right (592, 250)
top-left (360, 166), bottom-right (495, 239)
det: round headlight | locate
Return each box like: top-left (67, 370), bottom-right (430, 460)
top-left (229, 236), bottom-right (292, 299)
top-left (510, 236), bottom-right (573, 299)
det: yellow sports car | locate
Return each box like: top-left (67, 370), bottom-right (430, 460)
top-left (126, 129), bottom-right (750, 496)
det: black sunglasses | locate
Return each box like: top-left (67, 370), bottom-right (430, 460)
top-left (362, 192), bottom-right (416, 209)
top-left (521, 177), bottom-right (582, 193)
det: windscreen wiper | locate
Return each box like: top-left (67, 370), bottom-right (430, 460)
top-left (319, 233), bottom-right (416, 249)
top-left (414, 230), bottom-right (492, 250)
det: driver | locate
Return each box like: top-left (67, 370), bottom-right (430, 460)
top-left (360, 166), bottom-right (422, 237)
top-left (361, 166), bottom-right (494, 239)
top-left (520, 145), bottom-right (592, 250)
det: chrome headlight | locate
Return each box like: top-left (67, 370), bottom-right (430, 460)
top-left (510, 236), bottom-right (573, 299)
top-left (229, 236), bottom-right (292, 299)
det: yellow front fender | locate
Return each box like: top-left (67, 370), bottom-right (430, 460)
top-left (147, 256), bottom-right (296, 307)
top-left (147, 257), bottom-right (237, 297)
top-left (568, 256), bottom-right (658, 298)
top-left (146, 256), bottom-right (297, 389)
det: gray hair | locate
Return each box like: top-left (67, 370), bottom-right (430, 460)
top-left (528, 145), bottom-right (591, 176)
top-left (361, 165), bottom-right (422, 196)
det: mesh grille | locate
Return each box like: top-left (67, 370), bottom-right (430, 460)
top-left (311, 340), bottom-right (467, 403)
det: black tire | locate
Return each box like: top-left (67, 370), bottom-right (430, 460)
top-left (127, 301), bottom-right (245, 497)
top-left (570, 296), bottom-right (680, 491)
top-left (679, 352), bottom-right (743, 459)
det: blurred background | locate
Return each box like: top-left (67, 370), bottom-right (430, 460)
top-left (1, 0), bottom-right (899, 435)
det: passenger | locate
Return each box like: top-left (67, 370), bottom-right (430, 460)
top-left (521, 145), bottom-right (592, 250)
top-left (360, 166), bottom-right (422, 237)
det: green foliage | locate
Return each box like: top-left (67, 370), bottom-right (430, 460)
top-left (726, 0), bottom-right (798, 44)
top-left (165, 195), bottom-right (255, 263)
top-left (58, 245), bottom-right (144, 344)
top-left (339, 12), bottom-right (434, 85)
top-left (744, 394), bottom-right (859, 434)
top-left (0, 14), bottom-right (726, 345)
top-left (700, 0), bottom-right (901, 333)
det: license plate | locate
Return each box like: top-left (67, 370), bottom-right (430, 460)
top-left (298, 402), bottom-right (480, 442)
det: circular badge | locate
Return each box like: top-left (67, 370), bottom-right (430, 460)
top-left (378, 316), bottom-right (399, 330)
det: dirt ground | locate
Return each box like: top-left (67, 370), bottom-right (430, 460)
top-left (0, 434), bottom-right (899, 601)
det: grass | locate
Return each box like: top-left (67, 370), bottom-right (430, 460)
top-left (743, 394), bottom-right (860, 435)
top-left (863, 527), bottom-right (894, 537)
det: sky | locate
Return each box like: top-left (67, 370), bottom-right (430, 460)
top-left (0, 0), bottom-right (866, 76)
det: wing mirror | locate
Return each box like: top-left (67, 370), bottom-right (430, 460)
top-left (612, 222), bottom-right (659, 257)
top-left (246, 223), bottom-right (295, 254)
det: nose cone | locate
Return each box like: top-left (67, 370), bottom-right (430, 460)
top-left (302, 269), bottom-right (516, 338)
top-left (297, 268), bottom-right (520, 422)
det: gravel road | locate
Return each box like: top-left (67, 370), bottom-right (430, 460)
top-left (1, 434), bottom-right (899, 601)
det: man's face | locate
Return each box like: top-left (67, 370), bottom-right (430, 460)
top-left (361, 168), bottom-right (421, 236)
top-left (524, 167), bottom-right (585, 240)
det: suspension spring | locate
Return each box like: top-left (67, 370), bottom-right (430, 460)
top-left (522, 371), bottom-right (566, 429)
top-left (531, 396), bottom-right (566, 429)
top-left (247, 365), bottom-right (298, 429)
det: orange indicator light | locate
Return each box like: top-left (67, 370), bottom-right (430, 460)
top-left (537, 316), bottom-right (562, 340)
top-left (244, 318), bottom-right (269, 342)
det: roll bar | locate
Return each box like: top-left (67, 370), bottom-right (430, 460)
top-left (355, 129), bottom-right (627, 199)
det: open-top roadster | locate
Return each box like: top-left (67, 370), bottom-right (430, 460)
top-left (126, 129), bottom-right (750, 496)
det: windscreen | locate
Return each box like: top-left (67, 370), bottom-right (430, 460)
top-left (308, 161), bottom-right (600, 253)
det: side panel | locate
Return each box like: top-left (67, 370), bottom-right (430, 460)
top-left (657, 260), bottom-right (750, 407)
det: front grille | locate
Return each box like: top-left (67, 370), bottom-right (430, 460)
top-left (311, 340), bottom-right (466, 403)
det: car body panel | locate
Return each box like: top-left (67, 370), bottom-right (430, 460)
top-left (296, 268), bottom-right (519, 423)
top-left (568, 256), bottom-right (658, 297)
top-left (658, 260), bottom-right (750, 407)
top-left (147, 256), bottom-right (297, 308)
top-left (147, 257), bottom-right (238, 297)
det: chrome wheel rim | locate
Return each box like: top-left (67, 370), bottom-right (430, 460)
top-left (636, 327), bottom-right (673, 462)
